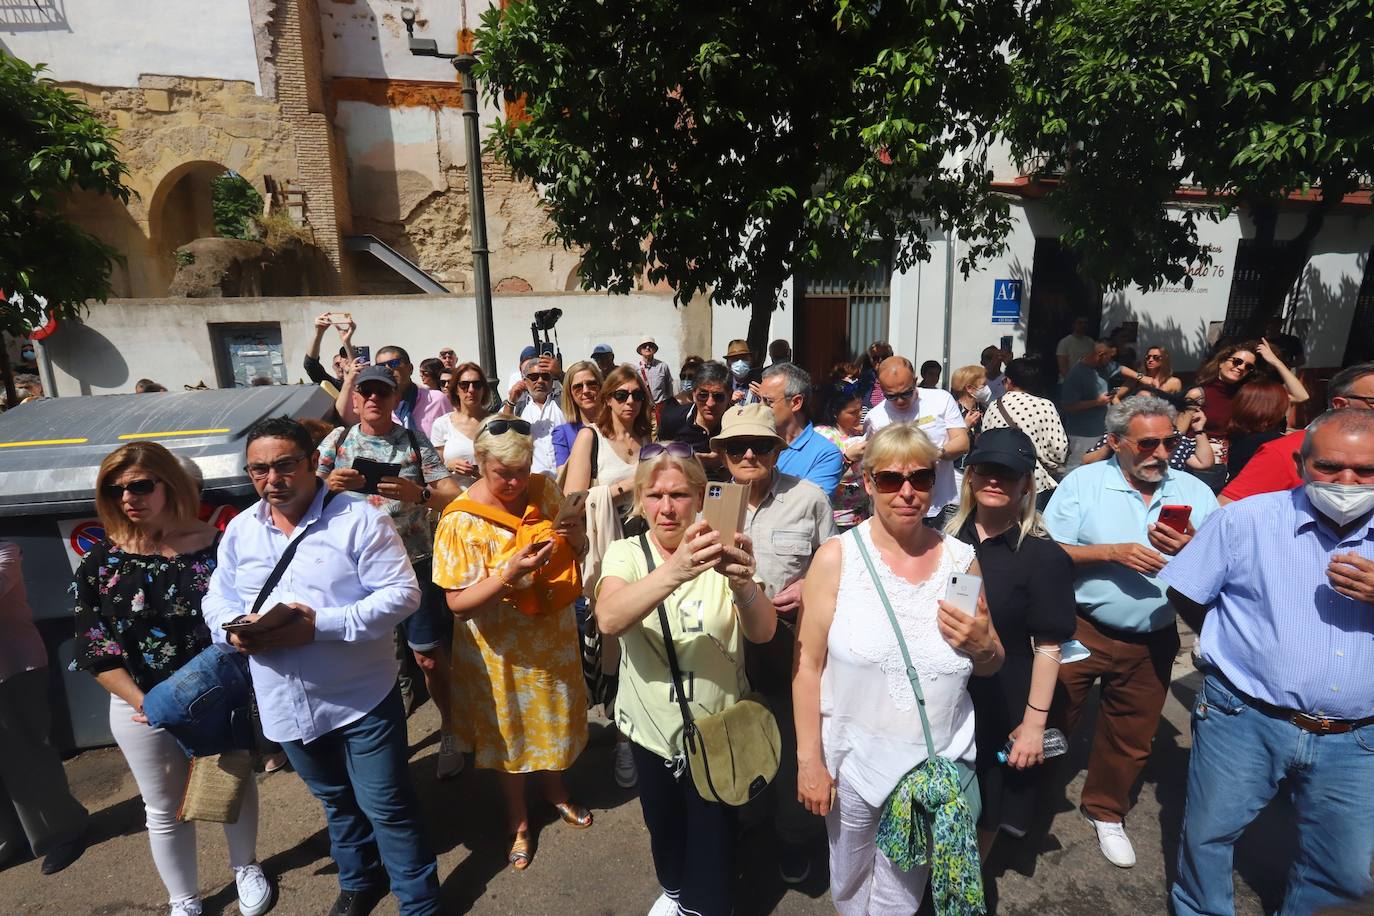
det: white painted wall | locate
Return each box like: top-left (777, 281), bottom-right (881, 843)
top-left (41, 292), bottom-right (704, 397)
top-left (0, 0), bottom-right (261, 90)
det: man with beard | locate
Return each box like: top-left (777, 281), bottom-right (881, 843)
top-left (1042, 397), bottom-right (1218, 868)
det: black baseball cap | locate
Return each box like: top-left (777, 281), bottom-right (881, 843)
top-left (964, 427), bottom-right (1036, 475)
top-left (355, 366), bottom-right (398, 390)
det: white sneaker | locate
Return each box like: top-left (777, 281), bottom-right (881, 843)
top-left (437, 733), bottom-right (465, 780)
top-left (647, 891), bottom-right (679, 916)
top-left (234, 862), bottom-right (276, 916)
top-left (170, 899), bottom-right (203, 916)
top-left (614, 739), bottom-right (638, 788)
top-left (1085, 815), bottom-right (1136, 868)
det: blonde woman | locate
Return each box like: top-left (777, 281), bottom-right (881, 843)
top-left (794, 424), bottom-right (1003, 915)
top-left (950, 364), bottom-right (989, 430)
top-left (595, 443), bottom-right (775, 916)
top-left (72, 442), bottom-right (271, 916)
top-left (945, 428), bottom-right (1077, 857)
top-left (433, 415), bottom-right (590, 870)
top-left (553, 360), bottom-right (603, 468)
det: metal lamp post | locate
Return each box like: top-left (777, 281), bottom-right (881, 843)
top-left (402, 8), bottom-right (498, 388)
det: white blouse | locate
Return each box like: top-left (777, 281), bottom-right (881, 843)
top-left (428, 412), bottom-right (478, 490)
top-left (820, 522), bottom-right (977, 807)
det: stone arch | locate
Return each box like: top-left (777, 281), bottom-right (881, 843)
top-left (495, 275), bottom-right (534, 293)
top-left (564, 264), bottom-right (583, 291)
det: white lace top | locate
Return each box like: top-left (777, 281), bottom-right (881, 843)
top-left (820, 521), bottom-right (978, 807)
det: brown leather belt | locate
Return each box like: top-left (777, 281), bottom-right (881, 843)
top-left (1285, 711), bottom-right (1374, 736)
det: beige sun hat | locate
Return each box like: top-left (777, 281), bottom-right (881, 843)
top-left (710, 403), bottom-right (784, 451)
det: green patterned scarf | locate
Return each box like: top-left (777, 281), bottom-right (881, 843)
top-left (876, 756), bottom-right (985, 915)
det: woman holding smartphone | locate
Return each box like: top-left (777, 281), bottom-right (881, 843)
top-left (945, 428), bottom-right (1077, 857)
top-left (793, 423), bottom-right (1003, 914)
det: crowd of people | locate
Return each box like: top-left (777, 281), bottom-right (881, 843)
top-left (0, 313), bottom-right (1371, 916)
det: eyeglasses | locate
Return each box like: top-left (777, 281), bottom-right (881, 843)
top-left (1343, 394), bottom-right (1374, 407)
top-left (694, 389), bottom-right (727, 404)
top-left (870, 468), bottom-right (937, 493)
top-left (101, 477), bottom-right (160, 498)
top-left (721, 438), bottom-right (778, 459)
top-left (968, 463), bottom-right (1022, 481)
top-left (571, 381), bottom-right (600, 393)
top-left (611, 388), bottom-right (646, 403)
top-left (380, 357), bottom-right (405, 370)
top-left (640, 441), bottom-right (697, 461)
top-left (883, 387), bottom-right (916, 401)
top-left (1225, 356), bottom-right (1255, 374)
top-left (456, 379), bottom-right (485, 390)
top-left (481, 418), bottom-right (532, 438)
top-left (525, 373), bottom-right (552, 383)
top-left (1119, 434), bottom-right (1182, 453)
top-left (243, 454), bottom-right (309, 480)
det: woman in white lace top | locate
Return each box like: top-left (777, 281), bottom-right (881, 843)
top-left (793, 423), bottom-right (1004, 914)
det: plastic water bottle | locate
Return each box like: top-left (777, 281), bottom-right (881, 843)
top-left (997, 727), bottom-right (1068, 765)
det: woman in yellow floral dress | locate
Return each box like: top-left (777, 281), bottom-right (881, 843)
top-left (433, 414), bottom-right (590, 870)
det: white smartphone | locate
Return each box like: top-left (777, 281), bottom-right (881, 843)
top-left (944, 573), bottom-right (983, 616)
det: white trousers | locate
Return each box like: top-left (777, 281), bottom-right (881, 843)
top-left (826, 778), bottom-right (930, 916)
top-left (109, 695), bottom-right (259, 903)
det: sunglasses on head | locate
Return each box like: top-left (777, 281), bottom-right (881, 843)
top-left (482, 418), bottom-right (532, 438)
top-left (525, 372), bottom-right (552, 382)
top-left (639, 442), bottom-right (697, 461)
top-left (721, 438), bottom-right (778, 459)
top-left (611, 388), bottom-right (646, 403)
top-left (1119, 434), bottom-right (1182, 453)
top-left (380, 357), bottom-right (405, 370)
top-left (102, 477), bottom-right (159, 499)
top-left (694, 389), bottom-right (727, 404)
top-left (1225, 356), bottom-right (1255, 373)
top-left (870, 468), bottom-right (936, 493)
top-left (883, 387), bottom-right (916, 401)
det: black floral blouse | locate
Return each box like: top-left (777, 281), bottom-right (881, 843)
top-left (70, 538), bottom-right (218, 693)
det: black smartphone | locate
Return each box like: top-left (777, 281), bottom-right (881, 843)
top-left (354, 345), bottom-right (371, 363)
top-left (351, 458), bottom-right (400, 495)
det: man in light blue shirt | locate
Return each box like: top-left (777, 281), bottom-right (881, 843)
top-left (1162, 409), bottom-right (1374, 915)
top-left (203, 417), bottom-right (440, 916)
top-left (1043, 396), bottom-right (1217, 868)
top-left (760, 362), bottom-right (844, 495)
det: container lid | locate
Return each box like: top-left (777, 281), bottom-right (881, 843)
top-left (0, 386), bottom-right (336, 517)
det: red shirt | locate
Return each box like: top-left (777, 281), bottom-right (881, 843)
top-left (1219, 429), bottom-right (1304, 502)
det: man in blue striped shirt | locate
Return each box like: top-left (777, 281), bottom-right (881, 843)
top-left (1163, 408), bottom-right (1374, 915)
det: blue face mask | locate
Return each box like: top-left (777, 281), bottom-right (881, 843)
top-left (680, 377), bottom-right (695, 393)
top-left (729, 359), bottom-right (751, 379)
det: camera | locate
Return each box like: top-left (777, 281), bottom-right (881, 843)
top-left (533, 308), bottom-right (562, 331)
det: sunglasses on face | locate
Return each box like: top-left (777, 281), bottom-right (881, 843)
top-left (244, 454), bottom-right (309, 480)
top-left (525, 373), bottom-right (552, 383)
top-left (1120, 434), bottom-right (1182, 453)
top-left (611, 388), bottom-right (646, 403)
top-left (722, 438), bottom-right (778, 459)
top-left (571, 381), bottom-right (600, 393)
top-left (456, 379), bottom-right (485, 390)
top-left (482, 418), bottom-right (532, 438)
top-left (102, 477), bottom-right (159, 499)
top-left (380, 357), bottom-right (405, 370)
top-left (358, 386), bottom-right (393, 401)
top-left (1225, 356), bottom-right (1255, 373)
top-left (1145, 353), bottom-right (1163, 362)
top-left (969, 463), bottom-right (1022, 481)
top-left (883, 387), bottom-right (916, 401)
top-left (870, 468), bottom-right (937, 493)
top-left (640, 441), bottom-right (697, 461)
top-left (694, 389), bottom-right (727, 404)
top-left (439, 351), bottom-right (455, 358)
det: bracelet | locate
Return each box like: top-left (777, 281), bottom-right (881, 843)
top-left (733, 582), bottom-right (759, 609)
top-left (1026, 701), bottom-right (1049, 713)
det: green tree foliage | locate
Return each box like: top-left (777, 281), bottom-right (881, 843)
top-left (0, 52), bottom-right (129, 333)
top-left (477, 0), bottom-right (1016, 352)
top-left (1004, 0), bottom-right (1374, 323)
top-left (211, 172), bottom-right (263, 241)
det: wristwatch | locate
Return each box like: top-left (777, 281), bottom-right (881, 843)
top-left (420, 485), bottom-right (432, 505)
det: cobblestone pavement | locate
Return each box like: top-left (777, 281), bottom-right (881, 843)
top-left (3, 633), bottom-right (1292, 915)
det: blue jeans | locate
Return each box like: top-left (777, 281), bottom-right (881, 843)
top-left (281, 686), bottom-right (440, 915)
top-left (1171, 674), bottom-right (1374, 916)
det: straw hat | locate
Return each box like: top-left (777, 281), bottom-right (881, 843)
top-left (710, 403), bottom-right (784, 451)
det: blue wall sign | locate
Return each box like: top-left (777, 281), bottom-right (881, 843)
top-left (992, 279), bottom-right (1022, 324)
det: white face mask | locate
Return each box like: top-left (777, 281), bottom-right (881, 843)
top-left (1305, 481), bottom-right (1374, 526)
top-left (972, 384), bottom-right (992, 405)
top-left (729, 359), bottom-right (751, 379)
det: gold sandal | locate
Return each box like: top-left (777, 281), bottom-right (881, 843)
top-left (507, 831), bottom-right (532, 870)
top-left (554, 801), bottom-right (593, 829)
